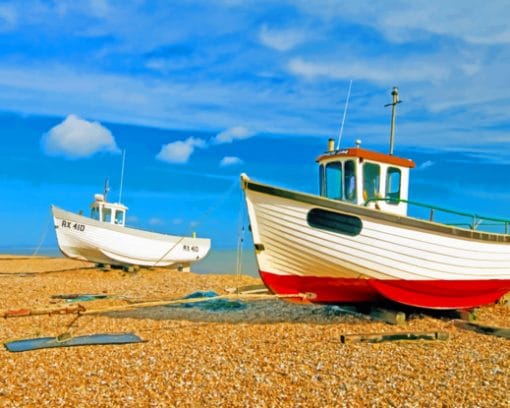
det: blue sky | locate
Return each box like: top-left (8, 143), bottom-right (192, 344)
top-left (1, 1), bottom-right (510, 259)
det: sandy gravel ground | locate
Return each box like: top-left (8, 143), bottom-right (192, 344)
top-left (0, 256), bottom-right (509, 407)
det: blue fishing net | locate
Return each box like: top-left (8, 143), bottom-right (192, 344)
top-left (176, 291), bottom-right (247, 312)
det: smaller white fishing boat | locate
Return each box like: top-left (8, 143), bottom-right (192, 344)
top-left (52, 191), bottom-right (211, 269)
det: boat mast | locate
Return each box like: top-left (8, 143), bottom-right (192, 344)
top-left (104, 177), bottom-right (110, 202)
top-left (385, 86), bottom-right (401, 155)
top-left (336, 80), bottom-right (353, 150)
top-left (119, 150), bottom-right (126, 203)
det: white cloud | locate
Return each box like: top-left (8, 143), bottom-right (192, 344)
top-left (0, 5), bottom-right (17, 31)
top-left (220, 156), bottom-right (244, 167)
top-left (293, 1), bottom-right (510, 46)
top-left (89, 0), bottom-right (111, 18)
top-left (42, 114), bottom-right (120, 158)
top-left (148, 217), bottom-right (164, 226)
top-left (259, 25), bottom-right (305, 51)
top-left (156, 137), bottom-right (206, 164)
top-left (378, 3), bottom-right (510, 45)
top-left (126, 215), bottom-right (139, 224)
top-left (4, 2), bottom-right (510, 158)
top-left (417, 160), bottom-right (435, 170)
top-left (288, 57), bottom-right (448, 83)
top-left (212, 126), bottom-right (253, 144)
top-left (157, 127), bottom-right (252, 166)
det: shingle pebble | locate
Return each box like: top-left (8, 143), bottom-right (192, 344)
top-left (0, 256), bottom-right (508, 407)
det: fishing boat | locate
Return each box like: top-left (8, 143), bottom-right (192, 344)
top-left (52, 191), bottom-right (211, 269)
top-left (241, 88), bottom-right (510, 309)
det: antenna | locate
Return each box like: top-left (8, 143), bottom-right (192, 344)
top-left (104, 177), bottom-right (110, 202)
top-left (384, 86), bottom-right (402, 155)
top-left (336, 80), bottom-right (353, 150)
top-left (119, 150), bottom-right (126, 203)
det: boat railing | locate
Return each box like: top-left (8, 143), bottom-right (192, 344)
top-left (364, 197), bottom-right (510, 235)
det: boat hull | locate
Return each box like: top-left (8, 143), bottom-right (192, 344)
top-left (52, 206), bottom-right (211, 268)
top-left (242, 175), bottom-right (510, 309)
top-left (260, 271), bottom-right (510, 309)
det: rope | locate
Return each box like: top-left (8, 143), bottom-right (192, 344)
top-left (0, 266), bottom-right (96, 276)
top-left (31, 211), bottom-right (53, 257)
top-left (6, 209), bottom-right (91, 273)
top-left (151, 236), bottom-right (186, 268)
top-left (188, 178), bottom-right (239, 233)
top-left (150, 178), bottom-right (239, 269)
top-left (235, 188), bottom-right (247, 291)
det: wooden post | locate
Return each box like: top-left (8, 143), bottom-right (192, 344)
top-left (340, 331), bottom-right (449, 344)
top-left (457, 308), bottom-right (478, 321)
top-left (370, 307), bottom-right (406, 325)
top-left (454, 320), bottom-right (510, 339)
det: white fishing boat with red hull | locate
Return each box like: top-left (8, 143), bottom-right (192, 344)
top-left (241, 88), bottom-right (510, 309)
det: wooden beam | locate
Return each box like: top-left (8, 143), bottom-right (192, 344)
top-left (370, 307), bottom-right (406, 325)
top-left (457, 308), bottom-right (478, 321)
top-left (454, 320), bottom-right (510, 339)
top-left (225, 284), bottom-right (269, 295)
top-left (340, 331), bottom-right (449, 344)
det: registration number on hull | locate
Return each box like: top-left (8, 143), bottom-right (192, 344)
top-left (61, 220), bottom-right (86, 232)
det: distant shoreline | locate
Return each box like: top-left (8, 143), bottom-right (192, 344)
top-left (0, 247), bottom-right (259, 277)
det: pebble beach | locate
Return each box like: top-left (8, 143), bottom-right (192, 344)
top-left (0, 255), bottom-right (509, 407)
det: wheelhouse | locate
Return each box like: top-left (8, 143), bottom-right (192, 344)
top-left (317, 140), bottom-right (415, 216)
top-left (90, 193), bottom-right (128, 226)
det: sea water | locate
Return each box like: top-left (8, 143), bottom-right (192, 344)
top-left (192, 248), bottom-right (258, 277)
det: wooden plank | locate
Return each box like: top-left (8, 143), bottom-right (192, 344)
top-left (457, 308), bottom-right (478, 322)
top-left (340, 331), bottom-right (449, 344)
top-left (499, 292), bottom-right (510, 306)
top-left (370, 307), bottom-right (406, 325)
top-left (454, 320), bottom-right (510, 339)
top-left (225, 284), bottom-right (270, 295)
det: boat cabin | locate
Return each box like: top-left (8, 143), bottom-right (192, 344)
top-left (317, 139), bottom-right (415, 216)
top-left (90, 194), bottom-right (128, 226)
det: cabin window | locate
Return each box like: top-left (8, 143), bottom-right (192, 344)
top-left (307, 208), bottom-right (362, 236)
top-left (363, 163), bottom-right (381, 202)
top-left (91, 206), bottom-right (100, 221)
top-left (325, 162), bottom-right (343, 200)
top-left (102, 208), bottom-right (112, 223)
top-left (386, 167), bottom-right (401, 203)
top-left (115, 210), bottom-right (124, 225)
top-left (344, 160), bottom-right (357, 202)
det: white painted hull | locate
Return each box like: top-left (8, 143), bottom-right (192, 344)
top-left (52, 206), bottom-right (211, 268)
top-left (242, 175), bottom-right (510, 309)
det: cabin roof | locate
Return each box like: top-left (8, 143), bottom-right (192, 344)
top-left (316, 147), bottom-right (416, 169)
top-left (90, 200), bottom-right (128, 211)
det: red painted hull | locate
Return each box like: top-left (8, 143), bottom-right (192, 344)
top-left (260, 270), bottom-right (510, 309)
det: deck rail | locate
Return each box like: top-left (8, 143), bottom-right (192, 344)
top-left (364, 197), bottom-right (510, 234)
